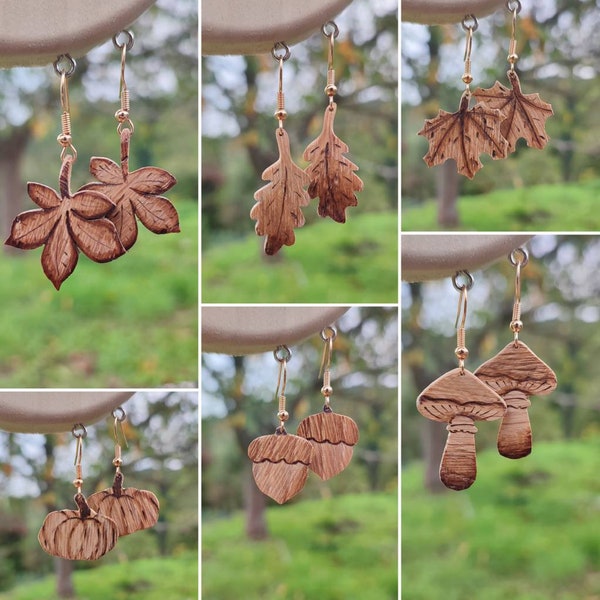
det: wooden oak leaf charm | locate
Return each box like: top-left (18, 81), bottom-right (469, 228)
top-left (248, 429), bottom-right (313, 504)
top-left (82, 128), bottom-right (179, 250)
top-left (5, 156), bottom-right (126, 290)
top-left (87, 472), bottom-right (160, 536)
top-left (418, 90), bottom-right (509, 179)
top-left (303, 102), bottom-right (363, 223)
top-left (250, 128), bottom-right (311, 256)
top-left (475, 340), bottom-right (557, 459)
top-left (296, 407), bottom-right (359, 480)
top-left (474, 70), bottom-right (553, 153)
top-left (417, 368), bottom-right (506, 490)
top-left (38, 493), bottom-right (118, 561)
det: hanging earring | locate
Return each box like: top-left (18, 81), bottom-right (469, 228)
top-left (303, 21), bottom-right (363, 223)
top-left (475, 248), bottom-right (557, 458)
top-left (297, 326), bottom-right (359, 480)
top-left (38, 424), bottom-right (119, 560)
top-left (418, 15), bottom-right (509, 179)
top-left (474, 1), bottom-right (553, 153)
top-left (416, 271), bottom-right (506, 491)
top-left (5, 55), bottom-right (125, 289)
top-left (87, 406), bottom-right (160, 536)
top-left (250, 43), bottom-right (311, 256)
top-left (81, 31), bottom-right (179, 251)
top-left (248, 345), bottom-right (314, 504)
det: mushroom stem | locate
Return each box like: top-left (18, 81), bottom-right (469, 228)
top-left (497, 390), bottom-right (532, 459)
top-left (440, 415), bottom-right (478, 491)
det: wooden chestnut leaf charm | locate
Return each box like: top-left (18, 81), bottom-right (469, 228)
top-left (417, 368), bottom-right (506, 491)
top-left (296, 406), bottom-right (359, 480)
top-left (87, 472), bottom-right (160, 536)
top-left (475, 340), bottom-right (557, 459)
top-left (248, 429), bottom-right (313, 504)
top-left (38, 493), bottom-right (118, 561)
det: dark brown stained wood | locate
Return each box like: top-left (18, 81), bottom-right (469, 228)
top-left (82, 127), bottom-right (179, 250)
top-left (417, 90), bottom-right (509, 179)
top-left (250, 128), bottom-right (311, 256)
top-left (475, 340), bottom-right (557, 459)
top-left (87, 472), bottom-right (159, 536)
top-left (296, 410), bottom-right (359, 480)
top-left (440, 415), bottom-right (478, 491)
top-left (248, 431), bottom-right (313, 504)
top-left (38, 493), bottom-right (118, 561)
top-left (303, 103), bottom-right (362, 223)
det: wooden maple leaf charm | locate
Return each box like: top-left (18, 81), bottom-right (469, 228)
top-left (418, 90), bottom-right (509, 179)
top-left (474, 70), bottom-right (553, 153)
top-left (303, 102), bottom-right (363, 223)
top-left (5, 156), bottom-right (125, 289)
top-left (250, 128), bottom-right (311, 256)
top-left (82, 128), bottom-right (179, 250)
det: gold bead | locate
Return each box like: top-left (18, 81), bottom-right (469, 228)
top-left (461, 73), bottom-right (473, 85)
top-left (274, 109), bottom-right (287, 121)
top-left (324, 84), bottom-right (337, 96)
top-left (455, 346), bottom-right (469, 360)
top-left (510, 320), bottom-right (523, 333)
top-left (115, 109), bottom-right (129, 122)
top-left (112, 458), bottom-right (123, 467)
top-left (321, 385), bottom-right (333, 397)
top-left (72, 478), bottom-right (83, 488)
top-left (277, 410), bottom-right (289, 422)
top-left (508, 53), bottom-right (519, 64)
top-left (57, 133), bottom-right (72, 146)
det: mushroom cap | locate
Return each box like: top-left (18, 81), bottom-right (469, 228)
top-left (417, 367), bottom-right (506, 423)
top-left (474, 340), bottom-right (557, 396)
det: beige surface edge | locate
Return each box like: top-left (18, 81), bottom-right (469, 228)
top-left (402, 0), bottom-right (506, 24)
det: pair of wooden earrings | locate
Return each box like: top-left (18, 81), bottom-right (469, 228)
top-left (248, 327), bottom-right (359, 504)
top-left (6, 31), bottom-right (179, 290)
top-left (251, 22), bottom-right (363, 256)
top-left (38, 408), bottom-right (159, 561)
top-left (416, 249), bottom-right (557, 491)
top-left (418, 1), bottom-right (554, 179)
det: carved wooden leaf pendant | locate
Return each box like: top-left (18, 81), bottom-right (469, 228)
top-left (87, 472), bottom-right (160, 536)
top-left (296, 408), bottom-right (359, 480)
top-left (38, 493), bottom-right (118, 561)
top-left (303, 103), bottom-right (363, 223)
top-left (250, 128), bottom-right (311, 256)
top-left (475, 340), bottom-right (557, 459)
top-left (418, 90), bottom-right (509, 179)
top-left (248, 430), bottom-right (313, 504)
top-left (474, 70), bottom-right (553, 153)
top-left (82, 128), bottom-right (179, 250)
top-left (5, 156), bottom-right (126, 289)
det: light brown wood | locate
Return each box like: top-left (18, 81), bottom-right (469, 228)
top-left (82, 128), bottom-right (179, 251)
top-left (5, 156), bottom-right (125, 289)
top-left (38, 493), bottom-right (118, 561)
top-left (303, 103), bottom-right (362, 223)
top-left (87, 472), bottom-right (159, 537)
top-left (474, 70), bottom-right (553, 153)
top-left (250, 128), bottom-right (311, 256)
top-left (417, 367), bottom-right (506, 490)
top-left (296, 409), bottom-right (359, 480)
top-left (475, 340), bottom-right (557, 459)
top-left (418, 90), bottom-right (509, 179)
top-left (248, 431), bottom-right (313, 504)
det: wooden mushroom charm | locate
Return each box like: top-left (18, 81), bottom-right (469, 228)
top-left (417, 368), bottom-right (506, 490)
top-left (475, 340), bottom-right (557, 459)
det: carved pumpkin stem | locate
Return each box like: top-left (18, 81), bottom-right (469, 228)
top-left (74, 492), bottom-right (92, 519)
top-left (440, 415), bottom-right (478, 491)
top-left (112, 471), bottom-right (124, 497)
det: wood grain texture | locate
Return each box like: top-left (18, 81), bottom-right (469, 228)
top-left (87, 472), bottom-right (159, 536)
top-left (474, 70), bottom-right (553, 153)
top-left (496, 390), bottom-right (532, 459)
top-left (296, 410), bottom-right (359, 480)
top-left (440, 415), bottom-right (478, 491)
top-left (417, 90), bottom-right (508, 179)
top-left (38, 493), bottom-right (118, 560)
top-left (303, 103), bottom-right (362, 223)
top-left (82, 128), bottom-right (179, 251)
top-left (248, 431), bottom-right (313, 504)
top-left (250, 128), bottom-right (311, 255)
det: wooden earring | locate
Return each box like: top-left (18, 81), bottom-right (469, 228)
top-left (38, 424), bottom-right (119, 561)
top-left (87, 407), bottom-right (160, 536)
top-left (475, 248), bottom-right (557, 459)
top-left (248, 346), bottom-right (314, 504)
top-left (416, 271), bottom-right (506, 491)
top-left (297, 326), bottom-right (359, 480)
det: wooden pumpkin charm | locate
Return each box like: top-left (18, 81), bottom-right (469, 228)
top-left (38, 492), bottom-right (119, 561)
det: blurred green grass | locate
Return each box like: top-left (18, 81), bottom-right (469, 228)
top-left (0, 200), bottom-right (197, 387)
top-left (202, 212), bottom-right (398, 303)
top-left (402, 438), bottom-right (600, 600)
top-left (202, 493), bottom-right (398, 600)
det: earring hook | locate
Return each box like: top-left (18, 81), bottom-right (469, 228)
top-left (71, 423), bottom-right (87, 494)
top-left (461, 15), bottom-right (478, 90)
top-left (452, 270), bottom-right (474, 372)
top-left (509, 247), bottom-right (528, 343)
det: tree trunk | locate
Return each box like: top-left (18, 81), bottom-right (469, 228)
top-left (244, 469), bottom-right (268, 540)
top-left (436, 159), bottom-right (459, 228)
top-left (55, 558), bottom-right (75, 598)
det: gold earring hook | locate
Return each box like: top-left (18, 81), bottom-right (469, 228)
top-left (506, 0), bottom-right (522, 70)
top-left (452, 271), bottom-right (474, 372)
top-left (322, 21), bottom-right (339, 105)
top-left (319, 326), bottom-right (337, 407)
top-left (461, 15), bottom-right (478, 90)
top-left (113, 30), bottom-right (135, 133)
top-left (272, 42), bottom-right (290, 131)
top-left (71, 423), bottom-right (87, 493)
top-left (53, 54), bottom-right (77, 161)
top-left (273, 345), bottom-right (292, 430)
top-left (509, 247), bottom-right (528, 343)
